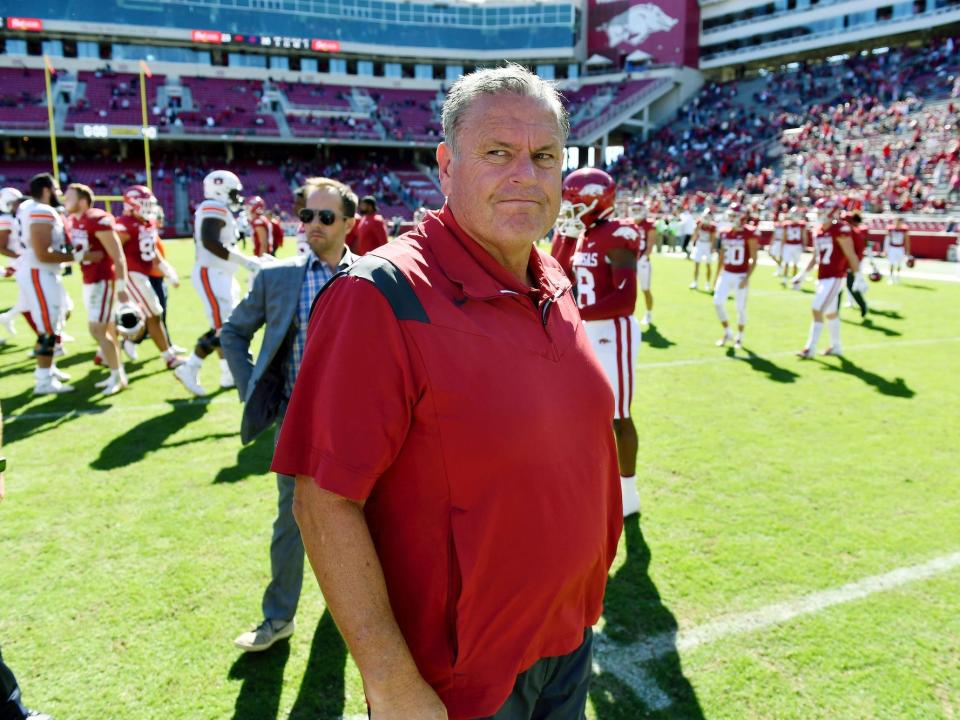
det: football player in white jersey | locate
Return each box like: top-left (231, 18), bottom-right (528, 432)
top-left (15, 173), bottom-right (77, 393)
top-left (175, 170), bottom-right (270, 396)
top-left (884, 217), bottom-right (912, 284)
top-left (0, 187), bottom-right (28, 343)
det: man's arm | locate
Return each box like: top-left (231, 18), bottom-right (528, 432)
top-left (30, 224), bottom-right (73, 264)
top-left (0, 230), bottom-right (16, 259)
top-left (579, 247), bottom-right (637, 321)
top-left (293, 479), bottom-right (447, 719)
top-left (219, 269), bottom-right (267, 400)
top-left (95, 228), bottom-right (130, 302)
top-left (741, 237), bottom-right (759, 288)
top-left (837, 235), bottom-right (859, 273)
top-left (904, 230), bottom-right (912, 258)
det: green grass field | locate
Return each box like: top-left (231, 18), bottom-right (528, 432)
top-left (1, 241), bottom-right (958, 720)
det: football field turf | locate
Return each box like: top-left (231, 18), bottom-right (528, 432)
top-left (1, 241), bottom-right (958, 719)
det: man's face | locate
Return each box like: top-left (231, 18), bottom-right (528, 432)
top-left (359, 201), bottom-right (373, 216)
top-left (304, 187), bottom-right (354, 258)
top-left (437, 93), bottom-right (563, 258)
top-left (63, 188), bottom-right (82, 215)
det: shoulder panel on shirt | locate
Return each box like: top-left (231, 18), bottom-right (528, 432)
top-left (310, 253), bottom-right (429, 324)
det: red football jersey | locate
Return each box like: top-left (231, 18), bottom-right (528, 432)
top-left (633, 218), bottom-right (654, 257)
top-left (886, 226), bottom-right (907, 247)
top-left (69, 209), bottom-right (116, 284)
top-left (851, 225), bottom-right (867, 259)
top-left (719, 227), bottom-right (754, 273)
top-left (251, 215), bottom-right (272, 256)
top-left (696, 221), bottom-right (717, 243)
top-left (572, 218), bottom-right (640, 319)
top-left (116, 214), bottom-right (158, 275)
top-left (783, 221), bottom-right (806, 245)
top-left (814, 222), bottom-right (851, 279)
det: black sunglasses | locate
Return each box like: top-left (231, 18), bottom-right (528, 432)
top-left (299, 208), bottom-right (344, 225)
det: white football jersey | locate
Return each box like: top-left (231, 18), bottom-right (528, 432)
top-left (0, 212), bottom-right (19, 254)
top-left (193, 199), bottom-right (239, 273)
top-left (16, 199), bottom-right (68, 272)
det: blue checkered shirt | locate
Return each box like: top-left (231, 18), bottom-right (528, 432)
top-left (283, 249), bottom-right (350, 399)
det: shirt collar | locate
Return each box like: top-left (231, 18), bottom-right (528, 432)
top-left (424, 204), bottom-right (570, 303)
top-left (306, 246), bottom-right (355, 273)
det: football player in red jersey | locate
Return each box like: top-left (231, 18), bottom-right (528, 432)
top-left (354, 195), bottom-right (390, 255)
top-left (628, 201), bottom-right (656, 325)
top-left (115, 185), bottom-right (184, 370)
top-left (245, 195), bottom-right (273, 257)
top-left (63, 183), bottom-right (131, 395)
top-left (556, 168), bottom-right (642, 516)
top-left (713, 204), bottom-right (759, 349)
top-left (793, 198), bottom-right (865, 357)
top-left (780, 206), bottom-right (809, 286)
top-left (689, 207), bottom-right (718, 290)
top-left (843, 211), bottom-right (869, 318)
top-left (884, 216), bottom-right (912, 284)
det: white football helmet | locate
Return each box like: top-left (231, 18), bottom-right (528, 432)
top-left (0, 187), bottom-right (23, 214)
top-left (203, 170), bottom-right (243, 212)
top-left (115, 302), bottom-right (145, 341)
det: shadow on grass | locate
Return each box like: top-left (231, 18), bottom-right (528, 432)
top-left (642, 323), bottom-right (676, 350)
top-left (591, 517), bottom-right (703, 719)
top-left (215, 430), bottom-right (276, 484)
top-left (229, 610), bottom-right (348, 720)
top-left (2, 372), bottom-right (116, 444)
top-left (726, 346), bottom-right (799, 384)
top-left (867, 308), bottom-right (904, 320)
top-left (846, 318), bottom-right (901, 337)
top-left (899, 283), bottom-right (934, 291)
top-left (817, 356), bottom-right (915, 398)
top-left (90, 399), bottom-right (211, 470)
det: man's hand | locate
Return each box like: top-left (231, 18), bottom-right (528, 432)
top-left (85, 250), bottom-right (105, 263)
top-left (370, 676), bottom-right (448, 720)
top-left (738, 276), bottom-right (749, 289)
top-left (791, 270), bottom-right (807, 288)
top-left (852, 271), bottom-right (868, 294)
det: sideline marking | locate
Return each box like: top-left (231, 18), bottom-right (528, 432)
top-left (594, 551), bottom-right (960, 706)
top-left (636, 336), bottom-right (960, 370)
top-left (6, 396), bottom-right (232, 423)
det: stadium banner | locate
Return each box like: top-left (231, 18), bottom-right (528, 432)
top-left (587, 0), bottom-right (699, 68)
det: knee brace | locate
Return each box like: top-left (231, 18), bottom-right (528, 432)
top-left (197, 329), bottom-right (220, 354)
top-left (36, 333), bottom-right (56, 357)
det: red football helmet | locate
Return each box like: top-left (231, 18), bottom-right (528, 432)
top-left (123, 185), bottom-right (157, 220)
top-left (815, 196), bottom-right (843, 222)
top-left (245, 195), bottom-right (265, 217)
top-left (561, 168), bottom-right (616, 229)
top-left (869, 269), bottom-right (883, 282)
top-left (905, 256), bottom-right (916, 268)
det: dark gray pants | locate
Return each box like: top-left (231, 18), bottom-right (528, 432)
top-left (0, 648), bottom-right (28, 720)
top-left (481, 628), bottom-right (594, 720)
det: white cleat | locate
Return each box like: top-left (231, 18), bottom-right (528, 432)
top-left (219, 368), bottom-right (236, 389)
top-left (174, 363), bottom-right (206, 397)
top-left (95, 376), bottom-right (112, 389)
top-left (821, 346), bottom-right (843, 357)
top-left (170, 344), bottom-right (188, 355)
top-left (621, 477), bottom-right (641, 517)
top-left (53, 344), bottom-right (66, 357)
top-left (33, 377), bottom-right (75, 395)
top-left (59, 331), bottom-right (76, 343)
top-left (166, 355), bottom-right (185, 370)
top-left (100, 376), bottom-right (127, 396)
top-left (734, 336), bottom-right (744, 350)
top-left (689, 281), bottom-right (698, 290)
top-left (123, 340), bottom-right (138, 361)
top-left (642, 312), bottom-right (652, 326)
top-left (796, 347), bottom-right (813, 359)
top-left (716, 333), bottom-right (732, 347)
top-left (0, 312), bottom-right (15, 336)
top-left (50, 367), bottom-right (71, 382)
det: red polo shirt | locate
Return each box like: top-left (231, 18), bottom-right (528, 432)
top-left (353, 212), bottom-right (389, 255)
top-left (272, 205), bottom-right (622, 719)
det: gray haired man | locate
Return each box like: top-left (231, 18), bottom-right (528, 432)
top-left (220, 178), bottom-right (358, 651)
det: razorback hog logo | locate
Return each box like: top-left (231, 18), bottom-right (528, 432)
top-left (612, 226), bottom-right (639, 240)
top-left (601, 3), bottom-right (679, 48)
top-left (580, 183), bottom-right (608, 197)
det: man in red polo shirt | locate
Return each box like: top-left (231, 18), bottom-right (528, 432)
top-left (273, 66), bottom-right (622, 720)
top-left (352, 195), bottom-right (389, 255)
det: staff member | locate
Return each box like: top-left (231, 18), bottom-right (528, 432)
top-left (273, 65), bottom-right (622, 720)
top-left (220, 179), bottom-right (358, 652)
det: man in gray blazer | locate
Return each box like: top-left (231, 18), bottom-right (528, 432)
top-left (221, 178), bottom-right (359, 652)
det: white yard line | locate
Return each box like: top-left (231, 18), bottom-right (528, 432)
top-left (6, 396), bottom-right (232, 423)
top-left (636, 336), bottom-right (960, 370)
top-left (594, 551), bottom-right (960, 706)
